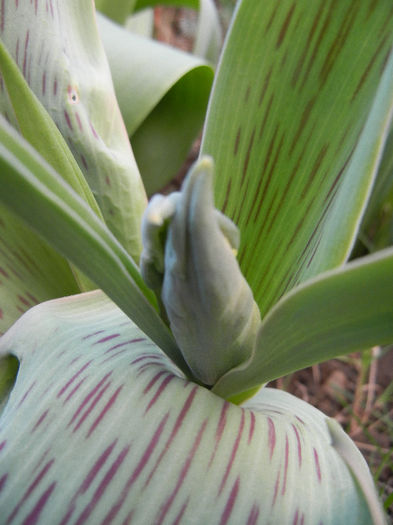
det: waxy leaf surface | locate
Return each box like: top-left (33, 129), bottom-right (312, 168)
top-left (0, 0), bottom-right (147, 259)
top-left (201, 0), bottom-right (393, 317)
top-left (0, 291), bottom-right (374, 524)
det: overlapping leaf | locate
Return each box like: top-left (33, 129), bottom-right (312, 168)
top-left (201, 0), bottom-right (393, 317)
top-left (0, 117), bottom-right (186, 372)
top-left (98, 14), bottom-right (213, 195)
top-left (0, 291), bottom-right (376, 524)
top-left (213, 247), bottom-right (393, 399)
top-left (0, 0), bottom-right (147, 260)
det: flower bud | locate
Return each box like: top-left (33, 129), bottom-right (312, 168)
top-left (141, 157), bottom-right (261, 386)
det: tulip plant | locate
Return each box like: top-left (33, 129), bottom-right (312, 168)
top-left (0, 0), bottom-right (393, 523)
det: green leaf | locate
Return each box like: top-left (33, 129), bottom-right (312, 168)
top-left (0, 291), bottom-right (378, 524)
top-left (0, 0), bottom-right (147, 260)
top-left (95, 0), bottom-right (138, 24)
top-left (0, 203), bottom-right (81, 335)
top-left (213, 248), bottom-right (393, 399)
top-left (98, 14), bottom-right (213, 195)
top-left (0, 117), bottom-right (186, 373)
top-left (201, 0), bottom-right (393, 317)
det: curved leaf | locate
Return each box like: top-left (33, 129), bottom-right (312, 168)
top-left (0, 291), bottom-right (378, 524)
top-left (98, 14), bottom-right (213, 195)
top-left (0, 117), bottom-right (186, 373)
top-left (201, 0), bottom-right (393, 317)
top-left (213, 247), bottom-right (393, 399)
top-left (0, 0), bottom-right (147, 259)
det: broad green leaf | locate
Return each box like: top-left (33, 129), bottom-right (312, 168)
top-left (0, 0), bottom-right (147, 260)
top-left (0, 117), bottom-right (186, 373)
top-left (98, 14), bottom-right (213, 195)
top-left (0, 291), bottom-right (378, 524)
top-left (201, 0), bottom-right (393, 317)
top-left (213, 248), bottom-right (393, 399)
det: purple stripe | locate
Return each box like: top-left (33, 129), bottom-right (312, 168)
top-left (86, 385), bottom-right (123, 438)
top-left (313, 448), bottom-right (322, 482)
top-left (102, 414), bottom-right (169, 523)
top-left (144, 375), bottom-right (174, 413)
top-left (57, 361), bottom-right (92, 398)
top-left (59, 441), bottom-right (118, 525)
top-left (218, 410), bottom-right (245, 495)
top-left (73, 444), bottom-right (131, 525)
top-left (144, 386), bottom-right (198, 488)
top-left (68, 372), bottom-right (112, 426)
top-left (281, 435), bottom-right (289, 495)
top-left (7, 459), bottom-right (54, 523)
top-left (21, 481), bottom-right (56, 525)
top-left (268, 417), bottom-right (276, 460)
top-left (156, 419), bottom-right (208, 525)
top-left (220, 477), bottom-right (240, 525)
top-left (93, 334), bottom-right (120, 345)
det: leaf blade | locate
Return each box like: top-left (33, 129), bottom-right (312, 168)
top-left (213, 247), bottom-right (393, 397)
top-left (0, 291), bottom-right (377, 524)
top-left (201, 0), bottom-right (393, 316)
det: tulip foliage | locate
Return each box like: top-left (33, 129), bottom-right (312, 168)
top-left (0, 0), bottom-right (393, 524)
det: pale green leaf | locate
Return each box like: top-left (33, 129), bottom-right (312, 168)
top-left (98, 14), bottom-right (213, 195)
top-left (0, 291), bottom-right (377, 524)
top-left (0, 117), bottom-right (186, 372)
top-left (201, 0), bottom-right (393, 317)
top-left (0, 0), bottom-right (147, 260)
top-left (213, 248), bottom-right (393, 399)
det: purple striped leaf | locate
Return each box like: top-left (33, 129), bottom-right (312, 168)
top-left (0, 292), bottom-right (379, 524)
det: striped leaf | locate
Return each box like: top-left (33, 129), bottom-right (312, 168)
top-left (201, 0), bottom-right (393, 317)
top-left (0, 291), bottom-right (379, 524)
top-left (0, 0), bottom-right (147, 260)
